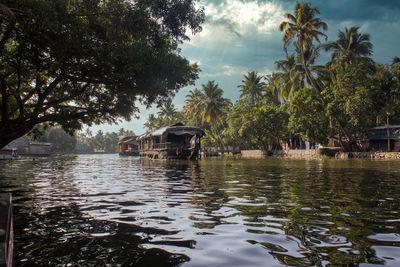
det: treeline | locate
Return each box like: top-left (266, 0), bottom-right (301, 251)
top-left (144, 2), bottom-right (400, 151)
top-left (34, 127), bottom-right (134, 153)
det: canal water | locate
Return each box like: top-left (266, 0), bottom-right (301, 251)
top-left (1, 154), bottom-right (400, 266)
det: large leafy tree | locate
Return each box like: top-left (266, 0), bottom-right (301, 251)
top-left (323, 26), bottom-right (373, 66)
top-left (326, 62), bottom-right (394, 148)
top-left (0, 0), bottom-right (204, 149)
top-left (225, 98), bottom-right (288, 150)
top-left (289, 87), bottom-right (330, 145)
top-left (35, 126), bottom-right (77, 152)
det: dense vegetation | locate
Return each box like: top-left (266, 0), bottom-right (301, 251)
top-left (145, 1), bottom-right (400, 151)
top-left (31, 127), bottom-right (134, 153)
top-left (0, 0), bottom-right (204, 149)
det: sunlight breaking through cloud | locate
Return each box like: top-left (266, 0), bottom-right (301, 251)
top-left (204, 0), bottom-right (285, 36)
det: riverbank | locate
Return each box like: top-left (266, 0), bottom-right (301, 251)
top-left (240, 149), bottom-right (400, 159)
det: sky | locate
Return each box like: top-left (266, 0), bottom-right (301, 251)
top-left (88, 0), bottom-right (400, 136)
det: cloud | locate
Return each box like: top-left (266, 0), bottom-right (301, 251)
top-left (92, 0), bottom-right (400, 134)
top-left (183, 0), bottom-right (287, 82)
top-left (203, 0), bottom-right (285, 36)
top-left (203, 64), bottom-right (248, 77)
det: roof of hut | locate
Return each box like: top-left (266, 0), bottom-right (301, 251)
top-left (118, 136), bottom-right (137, 145)
top-left (138, 123), bottom-right (204, 140)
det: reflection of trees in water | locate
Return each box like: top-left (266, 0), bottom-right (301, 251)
top-left (15, 202), bottom-right (189, 266)
top-left (138, 157), bottom-right (202, 199)
top-left (5, 157), bottom-right (400, 266)
top-left (165, 158), bottom-right (400, 266)
top-left (281, 161), bottom-right (400, 266)
top-left (1, 158), bottom-right (191, 266)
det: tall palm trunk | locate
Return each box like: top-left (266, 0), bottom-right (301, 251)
top-left (298, 37), bottom-right (355, 151)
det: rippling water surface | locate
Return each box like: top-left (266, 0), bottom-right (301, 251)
top-left (1, 154), bottom-right (400, 266)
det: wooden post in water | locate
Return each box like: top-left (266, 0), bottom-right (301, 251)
top-left (0, 193), bottom-right (13, 267)
top-left (387, 114), bottom-right (391, 152)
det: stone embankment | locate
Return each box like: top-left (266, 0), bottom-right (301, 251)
top-left (241, 148), bottom-right (340, 159)
top-left (241, 148), bottom-right (400, 159)
top-left (335, 152), bottom-right (400, 159)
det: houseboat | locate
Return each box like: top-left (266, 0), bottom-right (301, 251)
top-left (137, 123), bottom-right (204, 159)
top-left (118, 136), bottom-right (139, 156)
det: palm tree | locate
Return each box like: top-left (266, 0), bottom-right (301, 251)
top-left (183, 88), bottom-right (203, 126)
top-left (275, 53), bottom-right (304, 100)
top-left (323, 26), bottom-right (373, 66)
top-left (238, 71), bottom-right (266, 104)
top-left (144, 114), bottom-right (162, 131)
top-left (279, 2), bottom-right (354, 149)
top-left (278, 1), bottom-right (327, 95)
top-left (199, 81), bottom-right (231, 125)
top-left (157, 102), bottom-right (178, 119)
top-left (264, 73), bottom-right (283, 104)
top-left (275, 44), bottom-right (329, 101)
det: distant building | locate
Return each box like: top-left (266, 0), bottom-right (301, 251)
top-left (0, 145), bottom-right (17, 159)
top-left (6, 138), bottom-right (52, 156)
top-left (369, 125), bottom-right (400, 152)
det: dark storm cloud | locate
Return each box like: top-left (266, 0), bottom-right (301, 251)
top-left (274, 0), bottom-right (400, 21)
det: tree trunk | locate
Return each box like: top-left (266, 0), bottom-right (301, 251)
top-left (387, 114), bottom-right (390, 152)
top-left (297, 37), bottom-right (357, 151)
top-left (0, 120), bottom-right (35, 149)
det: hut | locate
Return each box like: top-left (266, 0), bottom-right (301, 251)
top-left (28, 141), bottom-right (51, 156)
top-left (0, 146), bottom-right (17, 159)
top-left (137, 123), bottom-right (204, 159)
top-left (5, 138), bottom-right (51, 156)
top-left (118, 136), bottom-right (139, 156)
top-left (369, 125), bottom-right (400, 152)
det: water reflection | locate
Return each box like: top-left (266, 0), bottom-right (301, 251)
top-left (1, 155), bottom-right (400, 266)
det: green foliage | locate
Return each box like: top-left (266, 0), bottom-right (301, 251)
top-left (34, 127), bottom-right (77, 152)
top-left (182, 81), bottom-right (231, 147)
top-left (289, 88), bottom-right (330, 145)
top-left (279, 1), bottom-right (327, 55)
top-left (202, 122), bottom-right (227, 147)
top-left (198, 81), bottom-right (232, 125)
top-left (0, 0), bottom-right (204, 148)
top-left (118, 128), bottom-right (135, 137)
top-left (144, 103), bottom-right (185, 131)
top-left (76, 130), bottom-right (120, 153)
top-left (326, 62), bottom-right (393, 141)
top-left (183, 88), bottom-right (204, 127)
top-left (48, 128), bottom-right (77, 152)
top-left (323, 26), bottom-right (373, 66)
top-left (224, 98), bottom-right (256, 149)
top-left (225, 98), bottom-right (288, 150)
top-left (238, 72), bottom-right (266, 104)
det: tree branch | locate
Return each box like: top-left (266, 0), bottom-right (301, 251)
top-left (0, 80), bottom-right (9, 123)
top-left (0, 24), bottom-right (15, 55)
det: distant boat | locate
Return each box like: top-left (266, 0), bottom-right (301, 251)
top-left (137, 123), bottom-right (204, 159)
top-left (118, 136), bottom-right (139, 156)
